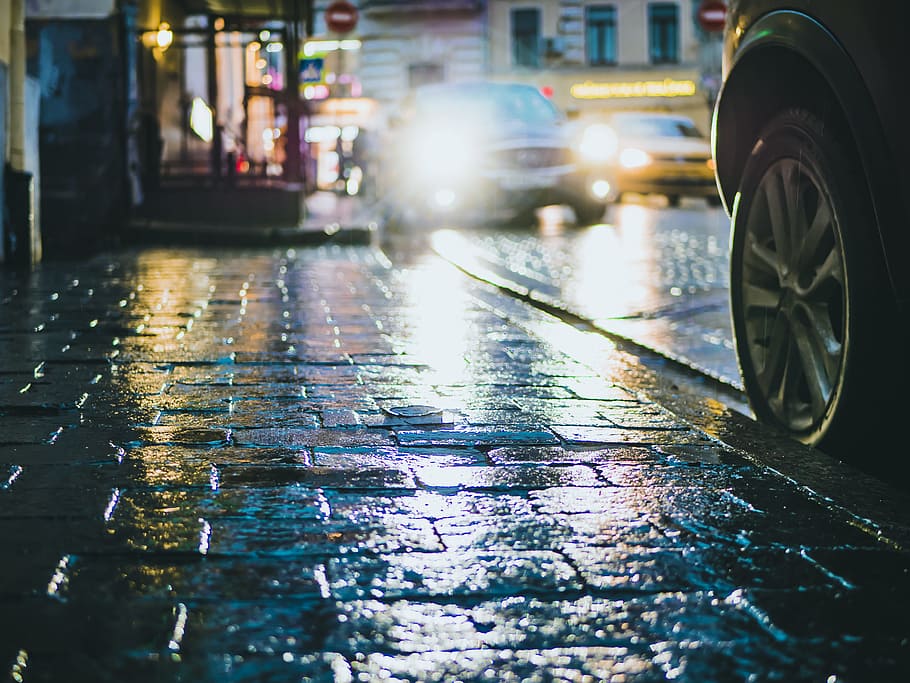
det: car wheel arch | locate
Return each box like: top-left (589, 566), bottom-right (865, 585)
top-left (713, 10), bottom-right (904, 304)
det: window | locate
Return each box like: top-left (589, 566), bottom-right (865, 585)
top-left (648, 3), bottom-right (679, 64)
top-left (586, 5), bottom-right (617, 66)
top-left (613, 115), bottom-right (703, 138)
top-left (408, 63), bottom-right (444, 89)
top-left (511, 8), bottom-right (540, 68)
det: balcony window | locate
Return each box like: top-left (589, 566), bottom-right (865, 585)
top-left (511, 8), bottom-right (540, 68)
top-left (586, 5), bottom-right (617, 66)
top-left (648, 3), bottom-right (679, 64)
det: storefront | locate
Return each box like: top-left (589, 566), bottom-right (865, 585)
top-left (305, 96), bottom-right (378, 193)
top-left (299, 34), bottom-right (379, 195)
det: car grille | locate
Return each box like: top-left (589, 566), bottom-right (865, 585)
top-left (494, 146), bottom-right (573, 169)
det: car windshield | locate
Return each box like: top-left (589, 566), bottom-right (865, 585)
top-left (413, 84), bottom-right (562, 126)
top-left (613, 116), bottom-right (703, 138)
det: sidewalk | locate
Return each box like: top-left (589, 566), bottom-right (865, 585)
top-left (127, 190), bottom-right (381, 247)
top-left (1, 241), bottom-right (909, 681)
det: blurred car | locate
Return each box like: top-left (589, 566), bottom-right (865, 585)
top-left (713, 1), bottom-right (910, 467)
top-left (380, 82), bottom-right (611, 227)
top-left (574, 111), bottom-right (719, 207)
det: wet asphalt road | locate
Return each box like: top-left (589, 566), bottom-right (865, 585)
top-left (1, 240), bottom-right (909, 681)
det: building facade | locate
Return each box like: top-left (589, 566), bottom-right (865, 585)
top-left (306, 1), bottom-right (487, 128)
top-left (487, 0), bottom-right (720, 131)
top-left (1, 0), bottom-right (39, 266)
top-left (302, 1), bottom-right (487, 189)
top-left (309, 1), bottom-right (720, 134)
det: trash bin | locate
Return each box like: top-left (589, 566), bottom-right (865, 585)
top-left (4, 166), bottom-right (33, 265)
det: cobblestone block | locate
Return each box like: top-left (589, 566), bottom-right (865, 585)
top-left (395, 426), bottom-right (558, 447)
top-left (313, 445), bottom-right (484, 468)
top-left (433, 514), bottom-right (574, 552)
top-left (0, 416), bottom-right (75, 444)
top-left (232, 427), bottom-right (394, 448)
top-left (414, 464), bottom-right (604, 491)
top-left (135, 426), bottom-right (233, 446)
top-left (218, 465), bottom-right (416, 491)
top-left (551, 424), bottom-right (715, 446)
top-left (349, 646), bottom-right (657, 682)
top-left (328, 550), bottom-right (582, 601)
top-left (324, 491), bottom-right (496, 524)
top-left (488, 444), bottom-right (657, 465)
top-left (597, 462), bottom-right (756, 488)
top-left (321, 408), bottom-right (362, 428)
top-left (653, 443), bottom-right (754, 466)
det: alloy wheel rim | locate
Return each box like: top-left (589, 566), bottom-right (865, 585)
top-left (740, 157), bottom-right (846, 433)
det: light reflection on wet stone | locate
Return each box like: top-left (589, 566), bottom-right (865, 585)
top-left (349, 646), bottom-right (657, 682)
top-left (328, 550), bottom-right (582, 601)
top-left (0, 246), bottom-right (906, 681)
top-left (135, 426), bottom-right (233, 446)
top-left (551, 424), bottom-right (715, 447)
top-left (395, 426), bottom-right (559, 447)
top-left (313, 445), bottom-right (485, 469)
top-left (414, 464), bottom-right (604, 490)
top-left (487, 444), bottom-right (656, 465)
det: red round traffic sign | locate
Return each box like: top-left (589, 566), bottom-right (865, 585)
top-left (697, 0), bottom-right (727, 33)
top-left (325, 0), bottom-right (359, 34)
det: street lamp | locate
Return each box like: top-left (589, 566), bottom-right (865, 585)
top-left (155, 22), bottom-right (173, 51)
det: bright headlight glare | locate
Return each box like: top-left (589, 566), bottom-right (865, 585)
top-left (578, 124), bottom-right (618, 162)
top-left (619, 148), bottom-right (652, 169)
top-left (591, 179), bottom-right (611, 199)
top-left (408, 125), bottom-right (476, 178)
top-left (432, 189), bottom-right (457, 208)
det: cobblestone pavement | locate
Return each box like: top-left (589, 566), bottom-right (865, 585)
top-left (1, 245), bottom-right (909, 682)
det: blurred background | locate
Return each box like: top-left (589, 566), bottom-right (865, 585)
top-left (0, 0), bottom-right (725, 263)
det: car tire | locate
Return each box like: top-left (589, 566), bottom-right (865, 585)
top-left (730, 107), bottom-right (898, 460)
top-left (666, 194), bottom-right (681, 208)
top-left (572, 201), bottom-right (607, 226)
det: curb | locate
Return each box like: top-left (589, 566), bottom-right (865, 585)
top-left (431, 230), bottom-right (744, 392)
top-left (125, 219), bottom-right (379, 248)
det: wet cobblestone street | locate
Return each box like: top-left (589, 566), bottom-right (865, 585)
top-left (431, 202), bottom-right (739, 386)
top-left (1, 244), bottom-right (909, 681)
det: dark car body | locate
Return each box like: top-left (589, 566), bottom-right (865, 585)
top-left (713, 1), bottom-right (910, 467)
top-left (381, 82), bottom-right (608, 226)
top-left (714, 0), bottom-right (910, 310)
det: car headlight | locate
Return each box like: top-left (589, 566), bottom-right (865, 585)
top-left (577, 124), bottom-right (618, 162)
top-left (619, 148), bottom-right (652, 169)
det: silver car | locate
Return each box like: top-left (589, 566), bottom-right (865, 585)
top-left (381, 82), bottom-right (610, 227)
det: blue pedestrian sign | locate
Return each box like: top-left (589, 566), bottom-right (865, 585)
top-left (300, 57), bottom-right (325, 84)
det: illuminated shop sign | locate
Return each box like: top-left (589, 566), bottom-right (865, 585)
top-left (570, 78), bottom-right (697, 99)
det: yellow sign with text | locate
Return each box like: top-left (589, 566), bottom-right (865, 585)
top-left (571, 78), bottom-right (698, 100)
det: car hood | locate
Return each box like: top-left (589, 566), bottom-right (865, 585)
top-left (407, 116), bottom-right (571, 148)
top-left (619, 136), bottom-right (711, 157)
top-left (490, 121), bottom-right (572, 147)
